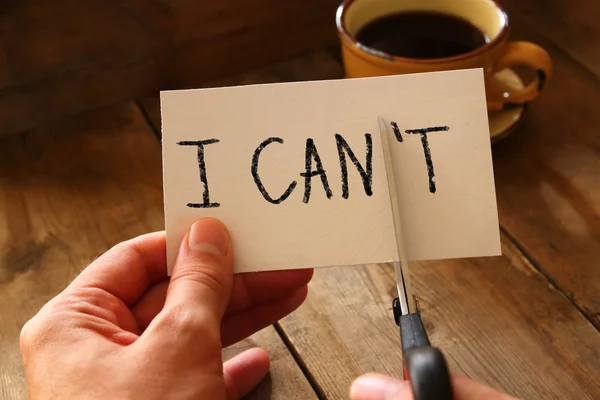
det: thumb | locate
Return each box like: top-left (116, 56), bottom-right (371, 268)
top-left (350, 374), bottom-right (413, 400)
top-left (146, 218), bottom-right (234, 345)
top-left (166, 218), bottom-right (234, 317)
top-left (350, 373), bottom-right (518, 400)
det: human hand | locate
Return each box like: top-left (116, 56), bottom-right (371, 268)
top-left (20, 218), bottom-right (313, 399)
top-left (350, 373), bottom-right (519, 400)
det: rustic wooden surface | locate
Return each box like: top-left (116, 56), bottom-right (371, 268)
top-left (492, 8), bottom-right (600, 328)
top-left (138, 36), bottom-right (600, 398)
top-left (1, 0), bottom-right (600, 399)
top-left (279, 238), bottom-right (600, 399)
top-left (0, 0), bottom-right (341, 136)
top-left (137, 49), bottom-right (345, 137)
top-left (502, 0), bottom-right (600, 75)
top-left (0, 103), bottom-right (316, 400)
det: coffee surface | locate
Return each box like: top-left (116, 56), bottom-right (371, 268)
top-left (355, 11), bottom-right (488, 59)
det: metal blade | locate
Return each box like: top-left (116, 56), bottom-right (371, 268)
top-left (378, 116), bottom-right (416, 315)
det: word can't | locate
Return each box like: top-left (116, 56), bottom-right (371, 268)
top-left (177, 122), bottom-right (449, 208)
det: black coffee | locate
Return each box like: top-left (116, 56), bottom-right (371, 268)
top-left (355, 11), bottom-right (488, 59)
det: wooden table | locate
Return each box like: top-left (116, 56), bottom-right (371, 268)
top-left (2, 1), bottom-right (600, 399)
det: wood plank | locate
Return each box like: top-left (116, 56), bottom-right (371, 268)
top-left (137, 96), bottom-right (162, 137)
top-left (0, 0), bottom-right (342, 136)
top-left (0, 41), bottom-right (9, 88)
top-left (501, 0), bottom-right (600, 76)
top-left (0, 0), bottom-right (164, 85)
top-left (279, 234), bottom-right (600, 399)
top-left (0, 56), bottom-right (166, 136)
top-left (491, 13), bottom-right (600, 327)
top-left (178, 47), bottom-right (345, 87)
top-left (109, 0), bottom-right (175, 37)
top-left (0, 0), bottom-right (166, 135)
top-left (152, 0), bottom-right (335, 45)
top-left (0, 102), bottom-right (315, 399)
top-left (138, 49), bottom-right (345, 134)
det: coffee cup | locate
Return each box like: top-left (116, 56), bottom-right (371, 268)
top-left (336, 0), bottom-right (552, 111)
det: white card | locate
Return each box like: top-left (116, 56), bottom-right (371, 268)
top-left (161, 68), bottom-right (501, 274)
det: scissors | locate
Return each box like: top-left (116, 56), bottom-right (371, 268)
top-left (379, 117), bottom-right (454, 400)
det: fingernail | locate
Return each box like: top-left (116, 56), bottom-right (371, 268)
top-left (350, 375), bottom-right (408, 400)
top-left (188, 218), bottom-right (230, 256)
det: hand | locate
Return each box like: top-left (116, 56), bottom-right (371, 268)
top-left (20, 218), bottom-right (313, 399)
top-left (350, 373), bottom-right (518, 400)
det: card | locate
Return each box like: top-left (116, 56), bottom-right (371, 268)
top-left (160, 68), bottom-right (501, 274)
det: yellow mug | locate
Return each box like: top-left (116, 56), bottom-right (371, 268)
top-left (336, 0), bottom-right (552, 111)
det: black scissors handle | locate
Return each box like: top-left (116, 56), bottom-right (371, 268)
top-left (393, 299), bottom-right (454, 400)
top-left (403, 345), bottom-right (453, 400)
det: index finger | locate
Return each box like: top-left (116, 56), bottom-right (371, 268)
top-left (66, 231), bottom-right (168, 305)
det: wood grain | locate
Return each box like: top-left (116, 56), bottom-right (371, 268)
top-left (138, 48), bottom-right (345, 135)
top-left (0, 42), bottom-right (10, 89)
top-left (0, 0), bottom-right (342, 136)
top-left (0, 0), bottom-right (164, 85)
top-left (3, 2), bottom-right (597, 399)
top-left (279, 234), bottom-right (600, 400)
top-left (491, 12), bottom-right (600, 327)
top-left (501, 0), bottom-right (600, 76)
top-left (0, 56), bottom-right (166, 136)
top-left (0, 102), bottom-right (315, 399)
top-left (163, 5), bottom-right (340, 89)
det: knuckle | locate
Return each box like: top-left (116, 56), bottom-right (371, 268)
top-left (19, 310), bottom-right (53, 354)
top-left (19, 293), bottom-right (82, 354)
top-left (108, 240), bottom-right (133, 259)
top-left (115, 239), bottom-right (155, 274)
top-left (61, 287), bottom-right (124, 325)
top-left (172, 254), bottom-right (230, 296)
top-left (68, 286), bottom-right (119, 310)
top-left (159, 303), bottom-right (221, 343)
top-left (19, 318), bottom-right (37, 348)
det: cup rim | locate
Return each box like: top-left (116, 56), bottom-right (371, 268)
top-left (335, 0), bottom-right (510, 64)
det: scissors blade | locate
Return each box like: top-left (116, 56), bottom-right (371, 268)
top-left (378, 116), bottom-right (416, 315)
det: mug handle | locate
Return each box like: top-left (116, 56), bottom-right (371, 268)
top-left (487, 41), bottom-right (552, 111)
